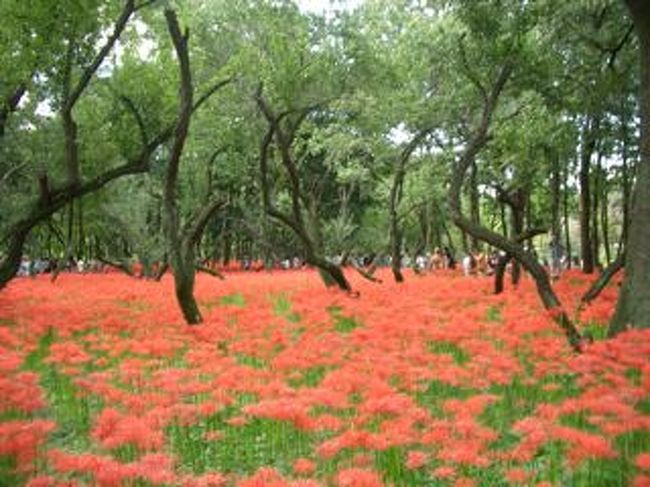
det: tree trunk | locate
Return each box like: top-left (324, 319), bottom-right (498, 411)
top-left (387, 130), bottom-right (430, 283)
top-left (171, 246), bottom-right (201, 324)
top-left (0, 225), bottom-right (30, 286)
top-left (579, 117), bottom-right (597, 274)
top-left (78, 197), bottom-right (85, 259)
top-left (616, 130), bottom-right (631, 259)
top-left (469, 160), bottom-right (481, 252)
top-left (562, 159), bottom-right (572, 269)
top-left (610, 0), bottom-right (650, 335)
top-left (494, 253), bottom-right (511, 294)
top-left (550, 150), bottom-right (562, 247)
top-left (510, 190), bottom-right (525, 286)
top-left (601, 168), bottom-right (611, 265)
top-left (306, 197), bottom-right (352, 291)
top-left (592, 153), bottom-right (601, 269)
top-left (389, 181), bottom-right (404, 282)
top-left (162, 9), bottom-right (201, 325)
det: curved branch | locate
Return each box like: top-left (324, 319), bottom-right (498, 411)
top-left (581, 252), bottom-right (625, 304)
top-left (117, 93), bottom-right (148, 145)
top-left (185, 197), bottom-right (227, 247)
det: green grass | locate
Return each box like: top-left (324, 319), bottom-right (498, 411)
top-left (426, 340), bottom-right (470, 365)
top-left (271, 294), bottom-right (301, 323)
top-left (25, 330), bottom-right (103, 452)
top-left (168, 404), bottom-right (313, 476)
top-left (219, 292), bottom-right (246, 307)
top-left (235, 353), bottom-right (268, 369)
top-left (485, 304), bottom-right (503, 323)
top-left (328, 306), bottom-right (362, 334)
top-left (287, 365), bottom-right (330, 388)
top-left (416, 380), bottom-right (476, 417)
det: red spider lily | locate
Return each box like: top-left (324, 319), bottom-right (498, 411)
top-left (335, 467), bottom-right (384, 487)
top-left (25, 476), bottom-right (56, 487)
top-left (633, 475), bottom-right (650, 487)
top-left (432, 465), bottom-right (456, 479)
top-left (181, 472), bottom-right (229, 487)
top-left (0, 420), bottom-right (55, 472)
top-left (504, 467), bottom-right (528, 485)
top-left (92, 407), bottom-right (164, 451)
top-left (637, 453), bottom-right (650, 471)
top-left (293, 458), bottom-right (316, 475)
top-left (405, 450), bottom-right (428, 469)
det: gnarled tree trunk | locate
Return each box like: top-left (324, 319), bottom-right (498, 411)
top-left (609, 0), bottom-right (650, 335)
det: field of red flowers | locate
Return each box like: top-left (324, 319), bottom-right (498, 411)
top-left (0, 269), bottom-right (648, 486)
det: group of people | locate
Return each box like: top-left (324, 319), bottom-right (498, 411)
top-left (416, 247), bottom-right (457, 271)
top-left (17, 256), bottom-right (105, 277)
top-left (416, 248), bottom-right (506, 277)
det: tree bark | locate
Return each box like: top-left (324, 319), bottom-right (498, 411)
top-left (469, 160), bottom-right (481, 252)
top-left (592, 152), bottom-right (602, 268)
top-left (610, 0), bottom-right (650, 335)
top-left (550, 149), bottom-right (562, 252)
top-left (579, 117), bottom-right (598, 274)
top-left (563, 158), bottom-right (573, 268)
top-left (600, 166), bottom-right (611, 265)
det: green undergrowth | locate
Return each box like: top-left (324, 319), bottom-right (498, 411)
top-left (168, 395), bottom-right (313, 477)
top-left (219, 292), bottom-right (246, 307)
top-left (271, 294), bottom-right (301, 323)
top-left (26, 330), bottom-right (104, 452)
top-left (328, 306), bottom-right (362, 334)
top-left (426, 340), bottom-right (470, 365)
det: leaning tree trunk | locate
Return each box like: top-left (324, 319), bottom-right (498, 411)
top-left (610, 0), bottom-right (650, 335)
top-left (255, 88), bottom-right (352, 293)
top-left (581, 251), bottom-right (625, 305)
top-left (448, 60), bottom-right (582, 351)
top-left (306, 197), bottom-right (352, 291)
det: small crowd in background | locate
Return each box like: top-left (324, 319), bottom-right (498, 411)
top-left (17, 256), bottom-right (106, 277)
top-left (15, 236), bottom-right (572, 280)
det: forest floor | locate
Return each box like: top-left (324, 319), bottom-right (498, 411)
top-left (0, 268), bottom-right (648, 486)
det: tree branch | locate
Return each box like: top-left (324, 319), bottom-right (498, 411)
top-left (197, 265), bottom-right (225, 280)
top-left (67, 0), bottom-right (137, 109)
top-left (118, 93), bottom-right (148, 145)
top-left (0, 83), bottom-right (27, 137)
top-left (458, 34), bottom-right (488, 105)
top-left (185, 197), bottom-right (227, 247)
